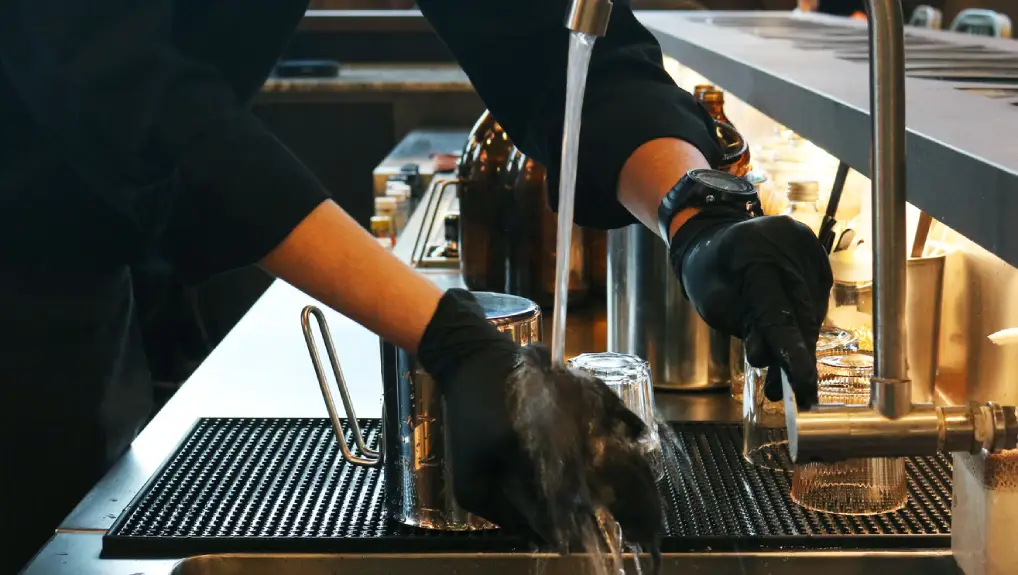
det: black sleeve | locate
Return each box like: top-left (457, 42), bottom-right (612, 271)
top-left (0, 0), bottom-right (328, 282)
top-left (417, 0), bottom-right (723, 230)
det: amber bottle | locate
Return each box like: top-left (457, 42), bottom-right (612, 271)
top-left (696, 85), bottom-right (733, 127)
top-left (695, 86), bottom-right (751, 178)
top-left (503, 148), bottom-right (588, 308)
top-left (693, 84), bottom-right (713, 102)
top-left (456, 111), bottom-right (516, 292)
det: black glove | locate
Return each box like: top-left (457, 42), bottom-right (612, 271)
top-left (669, 210), bottom-right (834, 408)
top-left (417, 289), bottom-right (663, 556)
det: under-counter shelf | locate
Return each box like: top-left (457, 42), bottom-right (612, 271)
top-left (639, 10), bottom-right (1018, 269)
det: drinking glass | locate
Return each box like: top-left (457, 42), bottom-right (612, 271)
top-left (790, 351), bottom-right (909, 515)
top-left (568, 352), bottom-right (663, 480)
top-left (742, 327), bottom-right (857, 472)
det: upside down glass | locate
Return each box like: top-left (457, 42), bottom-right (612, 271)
top-left (742, 327), bottom-right (857, 472)
top-left (568, 352), bottom-right (663, 481)
top-left (790, 352), bottom-right (909, 515)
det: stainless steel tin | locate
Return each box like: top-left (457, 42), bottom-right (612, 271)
top-left (606, 224), bottom-right (731, 391)
top-left (302, 292), bottom-right (542, 531)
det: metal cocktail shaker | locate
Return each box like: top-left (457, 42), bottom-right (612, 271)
top-left (302, 292), bottom-right (542, 531)
top-left (606, 224), bottom-right (731, 391)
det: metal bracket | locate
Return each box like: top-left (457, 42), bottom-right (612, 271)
top-left (301, 305), bottom-right (382, 467)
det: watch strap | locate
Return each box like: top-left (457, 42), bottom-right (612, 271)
top-left (657, 176), bottom-right (697, 242)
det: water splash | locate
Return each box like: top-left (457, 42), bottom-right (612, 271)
top-left (550, 30), bottom-right (597, 366)
top-left (506, 347), bottom-right (668, 575)
top-left (519, 27), bottom-right (669, 575)
top-left (595, 506), bottom-right (626, 574)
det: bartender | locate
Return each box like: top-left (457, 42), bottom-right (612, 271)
top-left (0, 0), bottom-right (831, 570)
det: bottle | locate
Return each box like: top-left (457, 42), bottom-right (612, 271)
top-left (782, 180), bottom-right (824, 235)
top-left (374, 195), bottom-right (399, 236)
top-left (457, 111), bottom-right (516, 292)
top-left (371, 216), bottom-right (395, 251)
top-left (388, 164), bottom-right (421, 212)
top-left (715, 121), bottom-right (752, 178)
top-left (503, 147), bottom-right (588, 308)
top-left (694, 86), bottom-right (750, 178)
top-left (693, 84), bottom-right (715, 103)
top-left (827, 246), bottom-right (874, 352)
top-left (385, 180), bottom-right (412, 236)
top-left (696, 86), bottom-right (733, 127)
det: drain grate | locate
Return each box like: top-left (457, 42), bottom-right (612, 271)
top-left (102, 418), bottom-right (952, 558)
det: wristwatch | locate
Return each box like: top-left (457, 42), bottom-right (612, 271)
top-left (657, 168), bottom-right (762, 244)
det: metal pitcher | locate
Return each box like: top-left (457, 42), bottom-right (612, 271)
top-left (606, 224), bottom-right (731, 391)
top-left (301, 292), bottom-right (542, 531)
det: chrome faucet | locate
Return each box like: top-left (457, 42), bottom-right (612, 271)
top-left (784, 1), bottom-right (1018, 462)
top-left (565, 0), bottom-right (613, 36)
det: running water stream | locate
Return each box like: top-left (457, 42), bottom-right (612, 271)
top-left (550, 30), bottom-right (596, 366)
top-left (548, 29), bottom-right (643, 575)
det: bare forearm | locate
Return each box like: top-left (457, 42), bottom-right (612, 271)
top-left (261, 200), bottom-right (443, 352)
top-left (617, 137), bottom-right (710, 240)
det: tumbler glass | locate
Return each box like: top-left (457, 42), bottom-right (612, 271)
top-left (568, 352), bottom-right (663, 480)
top-left (790, 351), bottom-right (909, 515)
top-left (742, 327), bottom-right (857, 472)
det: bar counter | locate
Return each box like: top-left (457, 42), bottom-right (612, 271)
top-left (21, 188), bottom-right (737, 575)
top-left (22, 281), bottom-right (740, 572)
top-left (23, 11), bottom-right (995, 564)
top-left (24, 174), bottom-right (963, 574)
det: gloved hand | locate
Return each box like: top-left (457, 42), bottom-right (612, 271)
top-left (669, 210), bottom-right (834, 408)
top-left (417, 288), bottom-right (663, 555)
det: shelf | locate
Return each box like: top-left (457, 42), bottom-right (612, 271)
top-left (640, 10), bottom-right (1018, 269)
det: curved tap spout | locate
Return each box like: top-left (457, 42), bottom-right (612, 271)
top-left (566, 0), bottom-right (613, 36)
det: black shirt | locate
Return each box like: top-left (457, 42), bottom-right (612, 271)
top-left (0, 0), bottom-right (720, 282)
top-left (0, 2), bottom-right (720, 567)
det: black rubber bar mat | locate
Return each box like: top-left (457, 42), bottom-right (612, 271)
top-left (102, 418), bottom-right (952, 558)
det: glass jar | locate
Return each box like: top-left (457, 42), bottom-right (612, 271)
top-left (828, 248), bottom-right (874, 352)
top-left (742, 327), bottom-right (857, 472)
top-left (791, 352), bottom-right (909, 515)
top-left (782, 180), bottom-right (824, 236)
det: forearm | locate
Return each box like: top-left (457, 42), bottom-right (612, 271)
top-left (617, 137), bottom-right (710, 240)
top-left (260, 200), bottom-right (443, 353)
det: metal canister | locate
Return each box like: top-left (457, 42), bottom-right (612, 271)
top-left (606, 224), bottom-right (731, 391)
top-left (301, 292), bottom-right (542, 531)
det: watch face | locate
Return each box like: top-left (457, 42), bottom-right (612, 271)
top-left (689, 168), bottom-right (755, 194)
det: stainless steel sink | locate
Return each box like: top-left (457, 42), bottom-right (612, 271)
top-left (168, 551), bottom-right (962, 575)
